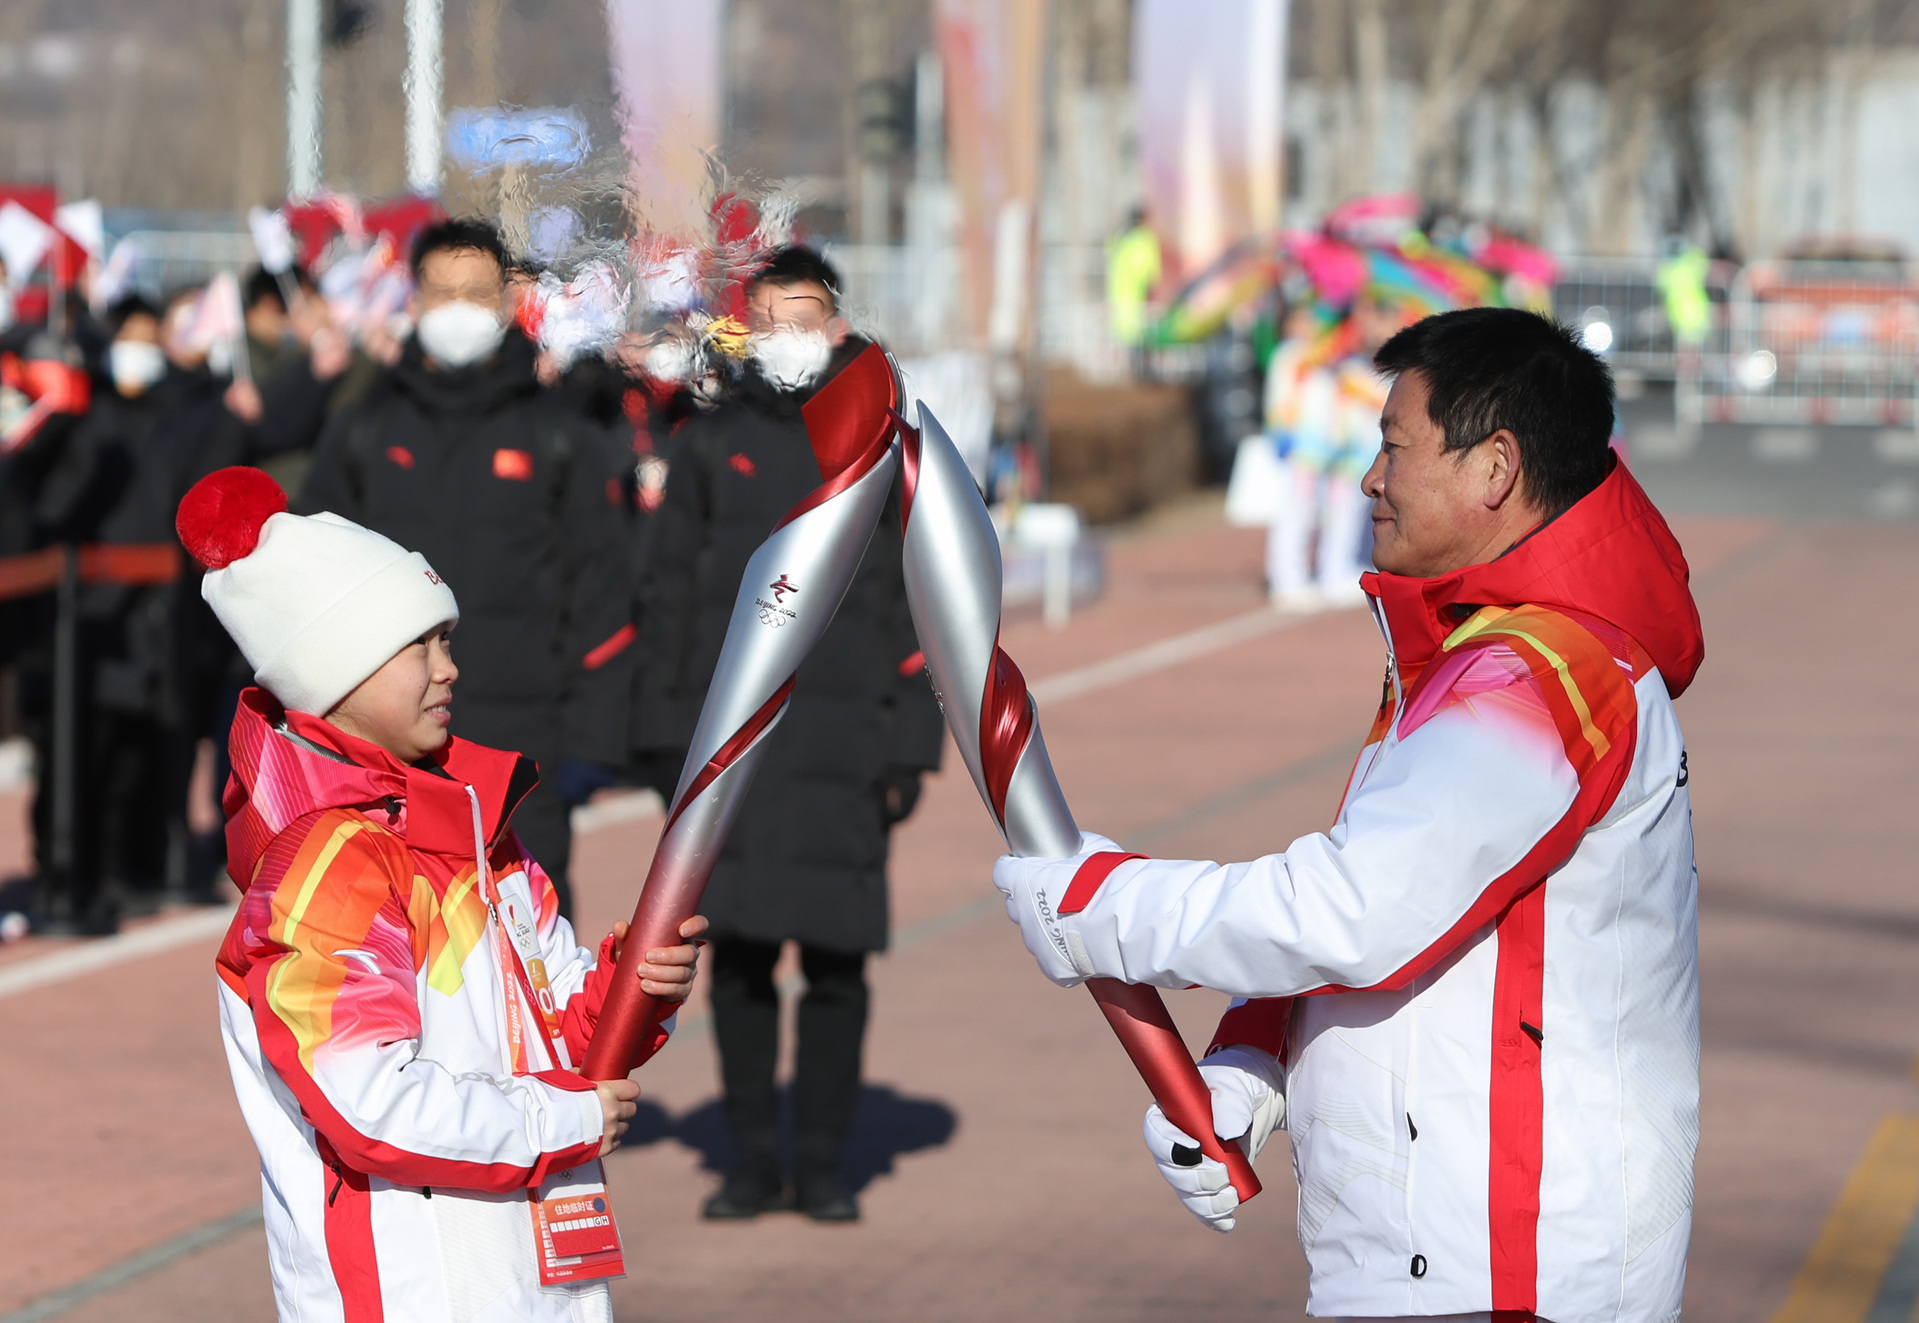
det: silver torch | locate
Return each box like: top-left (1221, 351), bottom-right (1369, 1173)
top-left (585, 344), bottom-right (902, 1080)
top-left (893, 398), bottom-right (1262, 1203)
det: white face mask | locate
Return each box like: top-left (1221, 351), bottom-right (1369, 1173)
top-left (750, 326), bottom-right (834, 393)
top-left (416, 300), bottom-right (506, 369)
top-left (109, 340), bottom-right (168, 395)
top-left (642, 337), bottom-right (699, 384)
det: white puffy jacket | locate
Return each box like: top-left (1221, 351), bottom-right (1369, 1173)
top-left (1004, 465), bottom-right (1705, 1323)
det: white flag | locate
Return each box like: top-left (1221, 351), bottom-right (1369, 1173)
top-left (0, 201), bottom-right (55, 288)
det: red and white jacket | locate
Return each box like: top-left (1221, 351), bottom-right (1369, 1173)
top-left (216, 690), bottom-right (669, 1322)
top-left (1049, 463), bottom-right (1705, 1323)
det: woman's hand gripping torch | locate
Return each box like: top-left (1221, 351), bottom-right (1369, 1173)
top-left (893, 402), bottom-right (1261, 1205)
top-left (582, 345), bottom-right (903, 1081)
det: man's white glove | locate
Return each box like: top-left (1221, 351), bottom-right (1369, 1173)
top-left (990, 831), bottom-right (1122, 986)
top-left (1141, 1044), bottom-right (1286, 1234)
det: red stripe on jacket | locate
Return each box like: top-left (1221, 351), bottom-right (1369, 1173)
top-left (1490, 885), bottom-right (1547, 1314)
top-left (318, 1133), bottom-right (385, 1322)
top-left (248, 987), bottom-right (603, 1192)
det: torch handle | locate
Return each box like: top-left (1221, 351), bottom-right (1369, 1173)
top-left (1086, 976), bottom-right (1263, 1202)
top-left (580, 889), bottom-right (695, 1081)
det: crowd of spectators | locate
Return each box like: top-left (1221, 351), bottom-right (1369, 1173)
top-left (0, 222), bottom-right (937, 1219)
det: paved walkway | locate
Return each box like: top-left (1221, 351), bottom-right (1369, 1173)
top-left (1, 497), bottom-right (1916, 1321)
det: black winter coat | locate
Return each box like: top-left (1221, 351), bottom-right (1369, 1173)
top-left (0, 405), bottom-right (75, 671)
top-left (634, 347), bottom-right (945, 953)
top-left (32, 369), bottom-right (247, 721)
top-left (297, 332), bottom-right (635, 769)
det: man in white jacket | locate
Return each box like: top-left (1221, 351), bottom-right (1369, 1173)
top-left (993, 309), bottom-right (1705, 1323)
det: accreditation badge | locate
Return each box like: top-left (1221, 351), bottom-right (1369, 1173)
top-left (529, 1163), bottom-right (626, 1285)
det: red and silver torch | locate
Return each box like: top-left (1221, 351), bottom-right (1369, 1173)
top-left (894, 400), bottom-right (1262, 1203)
top-left (584, 345), bottom-right (902, 1080)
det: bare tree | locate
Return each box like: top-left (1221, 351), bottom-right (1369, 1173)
top-left (1403, 0), bottom-right (1530, 207)
top-left (1290, 0), bottom-right (1883, 256)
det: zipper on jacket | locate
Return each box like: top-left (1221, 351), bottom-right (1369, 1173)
top-left (1521, 1020), bottom-right (1544, 1046)
top-left (327, 1159), bottom-right (345, 1206)
top-left (422, 1185), bottom-right (432, 1199)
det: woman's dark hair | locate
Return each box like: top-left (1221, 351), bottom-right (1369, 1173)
top-left (1374, 308), bottom-right (1615, 515)
top-left (409, 218), bottom-right (508, 281)
top-left (747, 245), bottom-right (843, 310)
top-left (106, 294), bottom-right (162, 335)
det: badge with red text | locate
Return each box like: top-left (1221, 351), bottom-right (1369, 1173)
top-left (530, 1167), bottom-right (625, 1285)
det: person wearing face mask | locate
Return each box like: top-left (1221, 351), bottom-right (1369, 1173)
top-left (224, 266), bottom-right (380, 497)
top-left (633, 246), bottom-right (945, 1222)
top-left (604, 324), bottom-right (711, 802)
top-left (298, 220), bottom-right (636, 922)
top-left (28, 294), bottom-right (250, 930)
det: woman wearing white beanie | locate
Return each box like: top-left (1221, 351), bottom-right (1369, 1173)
top-left (179, 467), bottom-right (705, 1320)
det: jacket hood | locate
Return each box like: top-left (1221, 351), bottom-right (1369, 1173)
top-left (224, 686), bottom-right (538, 891)
top-left (391, 325), bottom-right (542, 415)
top-left (1363, 458), bottom-right (1705, 696)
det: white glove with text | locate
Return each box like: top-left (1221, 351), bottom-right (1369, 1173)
top-left (990, 831), bottom-right (1123, 986)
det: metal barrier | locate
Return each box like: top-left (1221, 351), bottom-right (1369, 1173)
top-left (110, 230), bottom-right (258, 302)
top-left (1550, 257), bottom-right (1736, 381)
top-left (1678, 258), bottom-right (1919, 430)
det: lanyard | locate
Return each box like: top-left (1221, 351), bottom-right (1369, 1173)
top-left (467, 787), bottom-right (569, 1072)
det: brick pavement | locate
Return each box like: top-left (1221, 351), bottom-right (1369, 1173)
top-left (2, 502), bottom-right (1916, 1321)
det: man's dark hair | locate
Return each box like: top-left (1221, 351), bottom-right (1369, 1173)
top-left (1374, 307), bottom-right (1615, 515)
top-left (747, 245), bottom-right (842, 311)
top-left (243, 266), bottom-right (285, 313)
top-left (106, 294), bottom-right (161, 335)
top-left (410, 218), bottom-right (508, 281)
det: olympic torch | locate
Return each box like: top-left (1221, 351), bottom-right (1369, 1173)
top-left (583, 345), bottom-right (902, 1080)
top-left (895, 401), bottom-right (1262, 1203)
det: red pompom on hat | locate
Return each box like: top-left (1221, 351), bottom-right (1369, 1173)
top-left (176, 466), bottom-right (288, 570)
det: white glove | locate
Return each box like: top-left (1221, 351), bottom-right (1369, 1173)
top-left (990, 831), bottom-right (1122, 986)
top-left (1141, 1044), bottom-right (1286, 1234)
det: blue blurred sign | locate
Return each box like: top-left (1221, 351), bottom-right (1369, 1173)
top-left (446, 108), bottom-right (591, 172)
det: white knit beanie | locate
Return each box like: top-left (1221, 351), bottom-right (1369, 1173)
top-left (177, 467), bottom-right (460, 716)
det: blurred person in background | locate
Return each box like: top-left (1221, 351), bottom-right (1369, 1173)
top-left (611, 323), bottom-right (712, 801)
top-left (1107, 207), bottom-right (1162, 353)
top-left (223, 266), bottom-right (383, 493)
top-left (1316, 299), bottom-right (1404, 605)
top-left (1262, 302), bottom-right (1339, 610)
top-left (634, 247), bottom-right (944, 1221)
top-left (0, 315), bottom-right (93, 879)
top-left (1656, 238), bottom-right (1713, 352)
top-left (298, 219), bottom-right (635, 921)
top-left (1277, 297), bottom-right (1406, 610)
top-left (30, 294), bottom-right (247, 929)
